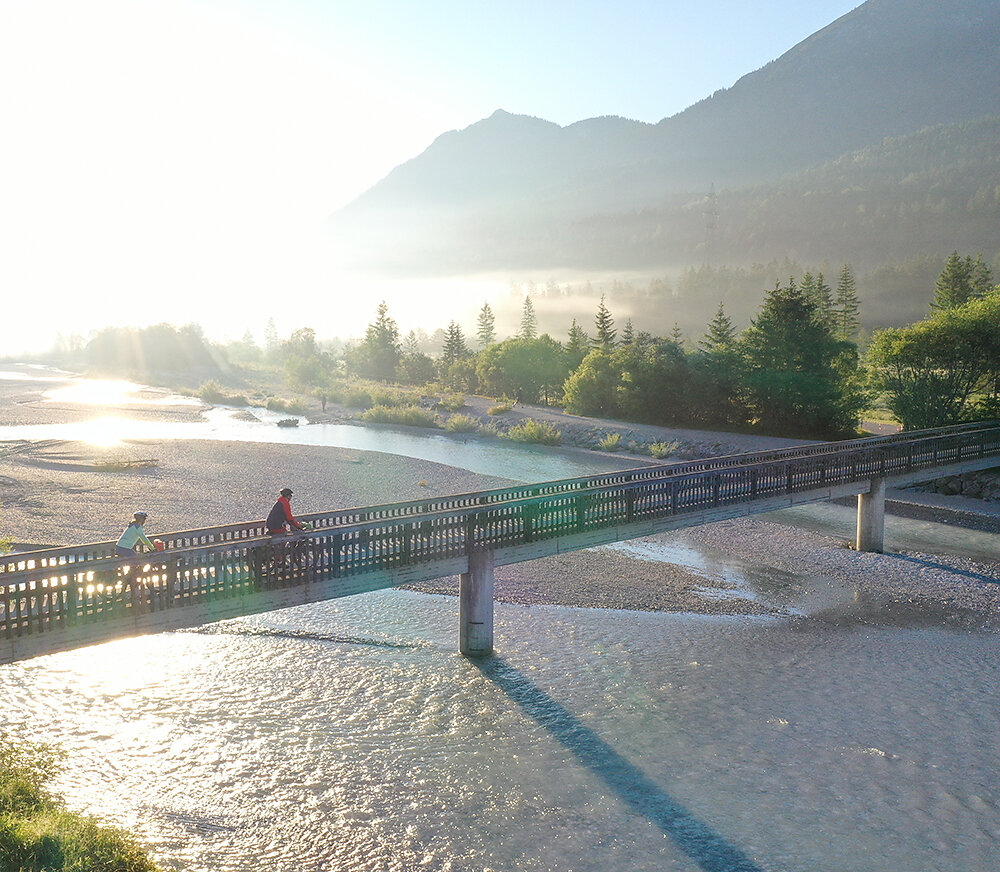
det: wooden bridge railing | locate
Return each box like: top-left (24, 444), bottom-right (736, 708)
top-left (2, 420), bottom-right (994, 577)
top-left (2, 422), bottom-right (998, 645)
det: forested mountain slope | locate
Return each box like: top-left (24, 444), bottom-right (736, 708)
top-left (330, 0), bottom-right (1000, 277)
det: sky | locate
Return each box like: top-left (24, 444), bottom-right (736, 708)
top-left (0, 0), bottom-right (863, 352)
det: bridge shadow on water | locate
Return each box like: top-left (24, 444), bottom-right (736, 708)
top-left (475, 658), bottom-right (765, 872)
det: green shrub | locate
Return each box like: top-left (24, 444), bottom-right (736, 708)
top-left (504, 418), bottom-right (562, 445)
top-left (342, 389), bottom-right (373, 409)
top-left (369, 388), bottom-right (408, 408)
top-left (265, 396), bottom-right (307, 415)
top-left (198, 381), bottom-right (249, 407)
top-left (438, 394), bottom-right (466, 412)
top-left (598, 432), bottom-right (621, 451)
top-left (198, 380), bottom-right (226, 404)
top-left (444, 414), bottom-right (479, 433)
top-left (650, 440), bottom-right (679, 459)
top-left (487, 401), bottom-right (512, 415)
top-left (0, 732), bottom-right (158, 871)
top-left (360, 405), bottom-right (439, 428)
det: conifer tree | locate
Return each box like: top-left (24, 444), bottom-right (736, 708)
top-left (814, 272), bottom-right (834, 326)
top-left (441, 321), bottom-right (468, 365)
top-left (933, 251), bottom-right (994, 310)
top-left (798, 272), bottom-right (817, 306)
top-left (565, 319), bottom-right (590, 367)
top-left (739, 282), bottom-right (862, 436)
top-left (519, 295), bottom-right (538, 340)
top-left (476, 302), bottom-right (496, 348)
top-left (833, 264), bottom-right (861, 341)
top-left (264, 317), bottom-right (280, 359)
top-left (620, 318), bottom-right (635, 345)
top-left (670, 323), bottom-right (684, 347)
top-left (359, 300), bottom-right (401, 380)
top-left (592, 294), bottom-right (616, 350)
top-left (699, 302), bottom-right (736, 351)
top-left (404, 330), bottom-right (420, 356)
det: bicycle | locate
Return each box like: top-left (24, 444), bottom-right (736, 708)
top-left (251, 524), bottom-right (315, 587)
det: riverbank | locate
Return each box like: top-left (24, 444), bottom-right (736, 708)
top-left (2, 368), bottom-right (998, 630)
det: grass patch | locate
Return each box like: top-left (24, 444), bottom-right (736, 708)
top-left (487, 400), bottom-right (513, 415)
top-left (597, 432), bottom-right (621, 451)
top-left (444, 414), bottom-right (479, 433)
top-left (438, 394), bottom-right (466, 412)
top-left (503, 418), bottom-right (562, 445)
top-left (0, 732), bottom-right (159, 871)
top-left (360, 405), bottom-right (439, 428)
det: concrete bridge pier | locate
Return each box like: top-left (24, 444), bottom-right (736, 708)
top-left (856, 477), bottom-right (886, 553)
top-left (460, 548), bottom-right (494, 657)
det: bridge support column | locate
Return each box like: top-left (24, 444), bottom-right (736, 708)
top-left (460, 549), bottom-right (494, 657)
top-left (856, 477), bottom-right (886, 553)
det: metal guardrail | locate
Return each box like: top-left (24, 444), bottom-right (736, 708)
top-left (2, 422), bottom-right (998, 643)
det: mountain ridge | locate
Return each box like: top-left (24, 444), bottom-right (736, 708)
top-left (331, 0), bottom-right (1000, 276)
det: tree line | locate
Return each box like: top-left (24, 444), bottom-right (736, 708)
top-left (68, 253), bottom-right (998, 439)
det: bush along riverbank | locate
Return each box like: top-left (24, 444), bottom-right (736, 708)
top-left (0, 732), bottom-right (158, 872)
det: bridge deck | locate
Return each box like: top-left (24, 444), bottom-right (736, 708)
top-left (2, 422), bottom-right (998, 663)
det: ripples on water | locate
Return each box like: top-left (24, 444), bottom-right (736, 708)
top-left (3, 590), bottom-right (1000, 872)
top-left (4, 367), bottom-right (1000, 869)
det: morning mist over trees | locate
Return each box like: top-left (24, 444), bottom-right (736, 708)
top-left (330, 0), bottom-right (1000, 335)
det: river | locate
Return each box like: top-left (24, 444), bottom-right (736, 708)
top-left (2, 368), bottom-right (999, 871)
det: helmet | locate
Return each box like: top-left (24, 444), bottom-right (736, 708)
top-left (133, 511), bottom-right (148, 522)
top-left (280, 488), bottom-right (293, 498)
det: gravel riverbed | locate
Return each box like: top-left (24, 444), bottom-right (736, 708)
top-left (2, 371), bottom-right (998, 629)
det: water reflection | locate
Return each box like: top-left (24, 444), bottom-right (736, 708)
top-left (43, 379), bottom-right (203, 407)
top-left (5, 591), bottom-right (999, 872)
top-left (605, 538), bottom-right (806, 610)
top-left (0, 405), bottom-right (636, 482)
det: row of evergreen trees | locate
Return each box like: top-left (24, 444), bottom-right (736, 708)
top-left (341, 253), bottom-right (996, 438)
top-left (73, 252), bottom-right (993, 440)
top-left (342, 267), bottom-right (865, 438)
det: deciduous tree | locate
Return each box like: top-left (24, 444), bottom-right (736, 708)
top-left (868, 289), bottom-right (1000, 428)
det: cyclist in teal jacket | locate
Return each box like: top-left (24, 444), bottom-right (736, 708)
top-left (116, 511), bottom-right (156, 558)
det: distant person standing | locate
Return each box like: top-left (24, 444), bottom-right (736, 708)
top-left (267, 487), bottom-right (304, 535)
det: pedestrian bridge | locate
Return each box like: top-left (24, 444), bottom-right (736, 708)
top-left (2, 422), bottom-right (998, 664)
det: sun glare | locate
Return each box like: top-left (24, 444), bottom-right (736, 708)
top-left (43, 379), bottom-right (201, 408)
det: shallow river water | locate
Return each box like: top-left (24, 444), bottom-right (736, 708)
top-left (2, 369), bottom-right (1000, 871)
top-left (3, 593), bottom-right (999, 872)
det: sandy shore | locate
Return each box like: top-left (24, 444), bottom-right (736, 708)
top-left (2, 367), bottom-right (999, 630)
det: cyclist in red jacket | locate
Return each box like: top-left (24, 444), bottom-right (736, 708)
top-left (266, 487), bottom-right (303, 535)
